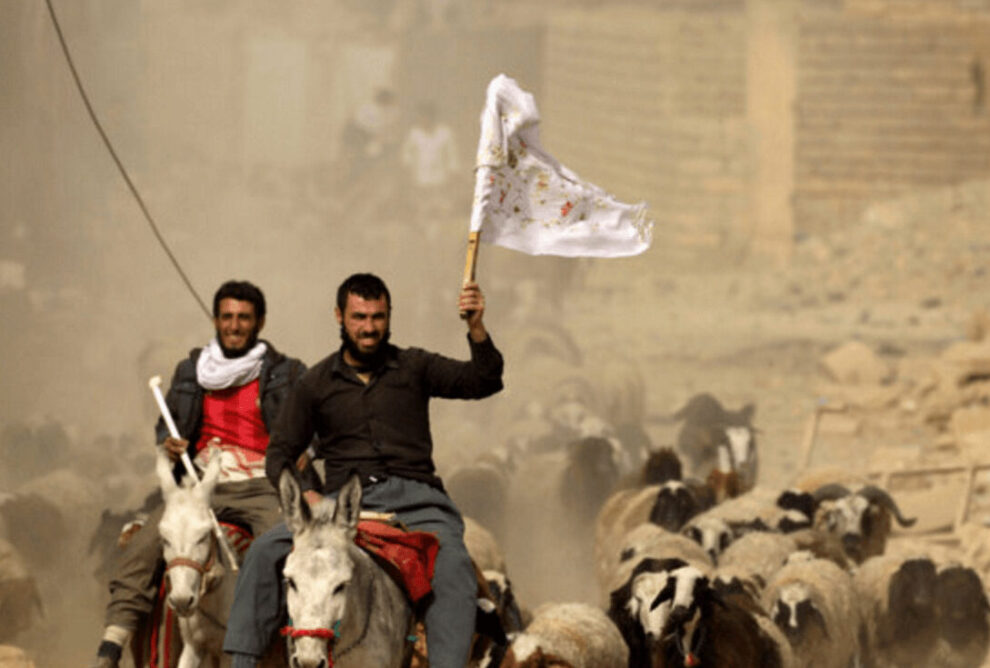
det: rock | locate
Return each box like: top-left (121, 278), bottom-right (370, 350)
top-left (950, 406), bottom-right (990, 442)
top-left (939, 340), bottom-right (990, 384)
top-left (816, 382), bottom-right (903, 411)
top-left (0, 647), bottom-right (34, 668)
top-left (965, 307), bottom-right (990, 341)
top-left (818, 413), bottom-right (861, 436)
top-left (958, 429), bottom-right (990, 460)
top-left (820, 341), bottom-right (891, 385)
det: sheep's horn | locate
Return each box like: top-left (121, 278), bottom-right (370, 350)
top-left (812, 483), bottom-right (851, 504)
top-left (858, 485), bottom-right (917, 527)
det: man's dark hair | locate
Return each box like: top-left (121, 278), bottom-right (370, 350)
top-left (336, 273), bottom-right (391, 313)
top-left (213, 280), bottom-right (266, 319)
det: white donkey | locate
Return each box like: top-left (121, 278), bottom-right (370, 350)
top-left (155, 447), bottom-right (238, 668)
top-left (278, 470), bottom-right (414, 668)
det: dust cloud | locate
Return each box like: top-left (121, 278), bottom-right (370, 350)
top-left (2, 1), bottom-right (990, 665)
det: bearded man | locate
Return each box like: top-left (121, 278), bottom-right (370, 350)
top-left (223, 272), bottom-right (504, 668)
top-left (93, 280), bottom-right (307, 668)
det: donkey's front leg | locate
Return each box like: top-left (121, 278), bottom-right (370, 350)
top-left (176, 616), bottom-right (206, 668)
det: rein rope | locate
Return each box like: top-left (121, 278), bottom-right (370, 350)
top-left (672, 623), bottom-right (706, 668)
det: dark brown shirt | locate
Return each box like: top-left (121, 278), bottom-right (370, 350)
top-left (265, 335), bottom-right (504, 493)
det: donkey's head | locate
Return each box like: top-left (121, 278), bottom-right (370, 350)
top-left (155, 447), bottom-right (222, 617)
top-left (279, 470), bottom-right (362, 668)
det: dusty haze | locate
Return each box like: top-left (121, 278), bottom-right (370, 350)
top-left (3, 1), bottom-right (990, 665)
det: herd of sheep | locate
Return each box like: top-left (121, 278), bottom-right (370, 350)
top-left (452, 392), bottom-right (990, 668)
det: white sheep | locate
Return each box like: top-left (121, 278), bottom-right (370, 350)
top-left (718, 530), bottom-right (799, 587)
top-left (681, 515), bottom-right (734, 564)
top-left (464, 515), bottom-right (507, 573)
top-left (854, 552), bottom-right (939, 668)
top-left (689, 485), bottom-right (809, 532)
top-left (762, 555), bottom-right (861, 668)
top-left (498, 602), bottom-right (628, 668)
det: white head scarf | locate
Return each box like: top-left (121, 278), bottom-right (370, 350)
top-left (195, 338), bottom-right (267, 390)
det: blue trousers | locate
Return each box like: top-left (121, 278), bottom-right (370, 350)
top-left (223, 477), bottom-right (477, 668)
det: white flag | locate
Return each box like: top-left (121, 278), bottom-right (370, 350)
top-left (469, 74), bottom-right (653, 258)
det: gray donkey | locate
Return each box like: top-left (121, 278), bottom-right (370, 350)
top-left (278, 471), bottom-right (414, 668)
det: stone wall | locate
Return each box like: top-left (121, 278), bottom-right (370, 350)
top-left (541, 2), bottom-right (990, 252)
top-left (795, 8), bottom-right (990, 232)
top-left (541, 7), bottom-right (749, 247)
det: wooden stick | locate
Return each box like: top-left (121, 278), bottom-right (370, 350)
top-left (149, 376), bottom-right (241, 572)
top-left (460, 230), bottom-right (481, 319)
top-left (955, 461), bottom-right (979, 531)
top-left (463, 230), bottom-right (480, 285)
top-left (799, 409), bottom-right (822, 470)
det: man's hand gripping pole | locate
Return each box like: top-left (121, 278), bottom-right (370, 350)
top-left (148, 375), bottom-right (240, 572)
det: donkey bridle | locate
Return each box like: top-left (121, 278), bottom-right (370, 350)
top-left (163, 533), bottom-right (229, 629)
top-left (281, 575), bottom-right (376, 664)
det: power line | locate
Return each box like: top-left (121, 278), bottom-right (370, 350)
top-left (44, 0), bottom-right (212, 320)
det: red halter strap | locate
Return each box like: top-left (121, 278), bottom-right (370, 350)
top-left (280, 626), bottom-right (336, 640)
top-left (281, 625), bottom-right (337, 667)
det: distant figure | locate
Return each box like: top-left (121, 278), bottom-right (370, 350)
top-left (340, 87), bottom-right (400, 181)
top-left (401, 101), bottom-right (460, 228)
top-left (972, 56), bottom-right (986, 114)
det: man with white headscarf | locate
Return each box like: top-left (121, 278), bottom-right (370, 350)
top-left (93, 280), bottom-right (308, 668)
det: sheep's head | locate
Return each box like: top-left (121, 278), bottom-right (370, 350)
top-left (813, 485), bottom-right (915, 563)
top-left (650, 566), bottom-right (713, 664)
top-left (682, 517), bottom-right (732, 564)
top-left (641, 447), bottom-right (683, 486)
top-left (649, 482), bottom-right (698, 532)
top-left (815, 494), bottom-right (871, 561)
top-left (775, 489), bottom-right (815, 532)
top-left (770, 582), bottom-right (830, 645)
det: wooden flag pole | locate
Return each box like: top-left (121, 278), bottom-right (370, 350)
top-left (463, 231), bottom-right (480, 284)
top-left (460, 231), bottom-right (480, 319)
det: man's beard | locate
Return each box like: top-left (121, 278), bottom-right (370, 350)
top-left (218, 329), bottom-right (260, 358)
top-left (340, 325), bottom-right (391, 369)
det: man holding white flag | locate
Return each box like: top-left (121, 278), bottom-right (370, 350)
top-left (467, 73), bottom-right (653, 261)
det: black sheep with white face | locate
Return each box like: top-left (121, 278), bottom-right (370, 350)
top-left (775, 489), bottom-right (815, 533)
top-left (651, 565), bottom-right (787, 668)
top-left (607, 557), bottom-right (689, 668)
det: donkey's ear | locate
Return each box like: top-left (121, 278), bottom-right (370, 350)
top-left (197, 446), bottom-right (222, 500)
top-left (155, 447), bottom-right (178, 499)
top-left (332, 473), bottom-right (363, 530)
top-left (279, 468), bottom-right (310, 534)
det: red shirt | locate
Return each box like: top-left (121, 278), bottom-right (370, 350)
top-left (195, 379), bottom-right (269, 454)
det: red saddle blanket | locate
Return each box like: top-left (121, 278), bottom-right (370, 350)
top-left (354, 520), bottom-right (439, 604)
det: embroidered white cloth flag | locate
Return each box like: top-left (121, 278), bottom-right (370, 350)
top-left (469, 74), bottom-right (653, 258)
